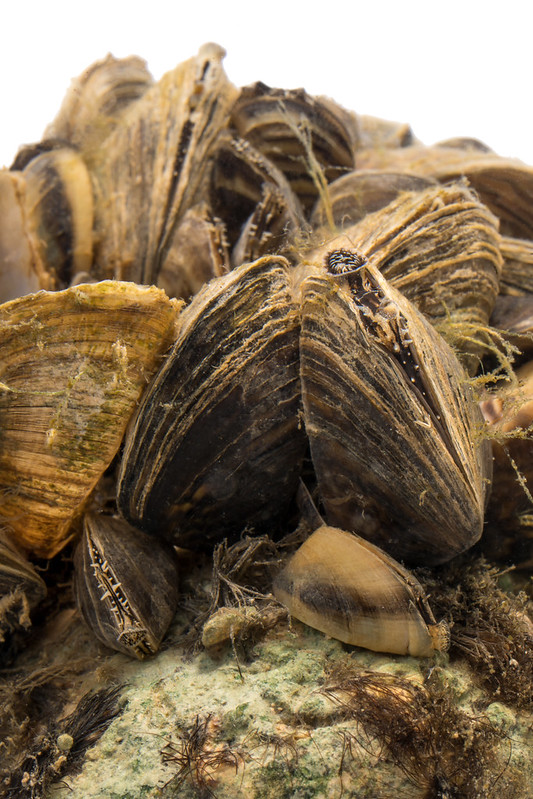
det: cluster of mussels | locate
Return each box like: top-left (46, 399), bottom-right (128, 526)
top-left (2, 44), bottom-right (533, 661)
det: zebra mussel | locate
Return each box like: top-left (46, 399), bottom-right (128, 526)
top-left (0, 44), bottom-right (531, 659)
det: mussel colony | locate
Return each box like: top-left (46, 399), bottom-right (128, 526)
top-left (2, 43), bottom-right (533, 661)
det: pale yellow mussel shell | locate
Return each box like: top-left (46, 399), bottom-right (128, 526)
top-left (298, 256), bottom-right (492, 565)
top-left (0, 281), bottom-right (181, 558)
top-left (273, 526), bottom-right (449, 657)
top-left (43, 53), bottom-right (154, 154)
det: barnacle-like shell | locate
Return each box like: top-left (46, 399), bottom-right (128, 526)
top-left (74, 513), bottom-right (179, 658)
top-left (91, 43), bottom-right (239, 287)
top-left (0, 146), bottom-right (93, 301)
top-left (310, 170), bottom-right (436, 229)
top-left (298, 253), bottom-right (491, 564)
top-left (273, 526), bottom-right (449, 657)
top-left (309, 183), bottom-right (502, 335)
top-left (0, 281), bottom-right (180, 557)
top-left (0, 530), bottom-right (47, 643)
top-left (231, 82), bottom-right (356, 214)
top-left (357, 144), bottom-right (533, 239)
top-left (117, 256), bottom-right (306, 550)
top-left (43, 53), bottom-right (154, 152)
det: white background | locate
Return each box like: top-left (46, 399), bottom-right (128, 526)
top-left (1, 0), bottom-right (531, 168)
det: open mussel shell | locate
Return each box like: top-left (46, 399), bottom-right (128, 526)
top-left (117, 256), bottom-right (306, 550)
top-left (0, 281), bottom-right (181, 557)
top-left (209, 133), bottom-right (304, 264)
top-left (309, 183), bottom-right (502, 338)
top-left (0, 530), bottom-right (47, 643)
top-left (91, 44), bottom-right (239, 287)
top-left (273, 525), bottom-right (449, 657)
top-left (74, 513), bottom-right (179, 658)
top-left (299, 254), bottom-right (491, 565)
top-left (230, 82), bottom-right (355, 215)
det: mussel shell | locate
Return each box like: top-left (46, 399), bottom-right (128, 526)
top-left (74, 513), bottom-right (179, 658)
top-left (43, 53), bottom-right (154, 152)
top-left (209, 133), bottom-right (304, 258)
top-left (499, 236), bottom-right (533, 296)
top-left (0, 170), bottom-right (52, 302)
top-left (357, 144), bottom-right (533, 239)
top-left (299, 258), bottom-right (491, 565)
top-left (92, 44), bottom-right (238, 286)
top-left (0, 281), bottom-right (181, 557)
top-left (231, 82), bottom-right (355, 214)
top-left (273, 525), bottom-right (449, 657)
top-left (117, 256), bottom-right (306, 550)
top-left (310, 170), bottom-right (436, 229)
top-left (0, 530), bottom-right (47, 643)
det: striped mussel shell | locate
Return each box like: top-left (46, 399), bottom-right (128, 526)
top-left (90, 43), bottom-right (239, 290)
top-left (308, 183), bottom-right (502, 339)
top-left (0, 281), bottom-right (181, 557)
top-left (230, 82), bottom-right (356, 215)
top-left (310, 169), bottom-right (436, 230)
top-left (74, 513), bottom-right (179, 658)
top-left (356, 143), bottom-right (533, 240)
top-left (117, 256), bottom-right (306, 550)
top-left (0, 144), bottom-right (93, 302)
top-left (42, 53), bottom-right (154, 153)
top-left (209, 133), bottom-right (304, 266)
top-left (297, 249), bottom-right (492, 565)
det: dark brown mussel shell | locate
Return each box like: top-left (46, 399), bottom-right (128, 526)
top-left (298, 253), bottom-right (492, 565)
top-left (74, 513), bottom-right (179, 658)
top-left (117, 256), bottom-right (306, 550)
top-left (231, 82), bottom-right (355, 215)
top-left (0, 530), bottom-right (47, 643)
top-left (209, 133), bottom-right (304, 265)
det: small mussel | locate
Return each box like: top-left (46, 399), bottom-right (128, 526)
top-left (74, 513), bottom-right (179, 658)
top-left (0, 530), bottom-right (47, 643)
top-left (273, 525), bottom-right (449, 657)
